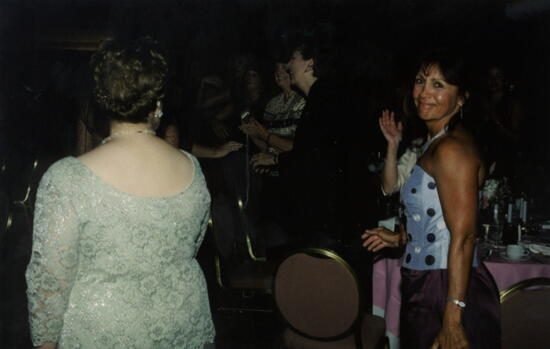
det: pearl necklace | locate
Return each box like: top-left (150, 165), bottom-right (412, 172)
top-left (101, 129), bottom-right (156, 144)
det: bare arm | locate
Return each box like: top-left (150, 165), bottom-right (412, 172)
top-left (191, 142), bottom-right (242, 158)
top-left (430, 139), bottom-right (480, 349)
top-left (266, 133), bottom-right (294, 152)
top-left (361, 225), bottom-right (407, 251)
top-left (240, 119), bottom-right (294, 152)
top-left (379, 110), bottom-right (403, 194)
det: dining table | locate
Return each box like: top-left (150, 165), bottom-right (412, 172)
top-left (372, 236), bottom-right (550, 349)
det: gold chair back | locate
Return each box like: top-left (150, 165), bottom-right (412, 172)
top-left (500, 277), bottom-right (550, 349)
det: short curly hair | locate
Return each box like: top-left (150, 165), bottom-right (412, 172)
top-left (90, 37), bottom-right (168, 123)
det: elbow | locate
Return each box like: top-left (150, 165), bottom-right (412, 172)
top-left (453, 231), bottom-right (476, 247)
top-left (380, 179), bottom-right (397, 196)
top-left (450, 230), bottom-right (477, 257)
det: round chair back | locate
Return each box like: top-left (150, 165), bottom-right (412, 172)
top-left (274, 248), bottom-right (361, 340)
top-left (501, 277), bottom-right (550, 349)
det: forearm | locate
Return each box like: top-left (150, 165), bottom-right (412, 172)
top-left (36, 342), bottom-right (57, 349)
top-left (191, 144), bottom-right (220, 158)
top-left (445, 233), bottom-right (476, 325)
top-left (381, 142), bottom-right (399, 194)
top-left (250, 136), bottom-right (268, 152)
top-left (265, 133), bottom-right (294, 152)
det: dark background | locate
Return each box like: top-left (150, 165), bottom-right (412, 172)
top-left (1, 0), bottom-right (549, 205)
top-left (0, 0), bottom-right (549, 222)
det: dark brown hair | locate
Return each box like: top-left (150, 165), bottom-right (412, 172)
top-left (403, 49), bottom-right (471, 131)
top-left (90, 37), bottom-right (168, 123)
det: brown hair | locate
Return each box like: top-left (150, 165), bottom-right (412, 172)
top-left (90, 37), bottom-right (168, 123)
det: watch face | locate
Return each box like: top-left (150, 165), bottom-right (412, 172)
top-left (448, 298), bottom-right (466, 308)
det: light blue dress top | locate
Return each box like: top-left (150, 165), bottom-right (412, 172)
top-left (400, 134), bottom-right (479, 271)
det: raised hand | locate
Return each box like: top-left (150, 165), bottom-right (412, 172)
top-left (379, 110), bottom-right (403, 147)
top-left (239, 119), bottom-right (269, 140)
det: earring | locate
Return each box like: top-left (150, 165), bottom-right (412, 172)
top-left (154, 101), bottom-right (163, 120)
top-left (154, 108), bottom-right (163, 120)
top-left (460, 107), bottom-right (463, 120)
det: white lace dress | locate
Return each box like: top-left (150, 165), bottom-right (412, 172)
top-left (26, 152), bottom-right (215, 348)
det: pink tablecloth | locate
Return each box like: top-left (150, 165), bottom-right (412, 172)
top-left (373, 257), bottom-right (550, 349)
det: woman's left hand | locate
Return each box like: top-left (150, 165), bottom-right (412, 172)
top-left (215, 141), bottom-right (243, 157)
top-left (431, 323), bottom-right (469, 349)
top-left (240, 119), bottom-right (269, 140)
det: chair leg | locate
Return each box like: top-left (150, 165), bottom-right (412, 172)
top-left (215, 255), bottom-right (226, 288)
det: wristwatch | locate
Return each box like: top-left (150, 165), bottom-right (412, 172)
top-left (447, 298), bottom-right (466, 309)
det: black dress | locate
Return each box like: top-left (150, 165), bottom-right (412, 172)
top-left (277, 79), bottom-right (382, 246)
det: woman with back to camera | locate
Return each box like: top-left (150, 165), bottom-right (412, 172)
top-left (26, 37), bottom-right (215, 349)
top-left (362, 51), bottom-right (500, 349)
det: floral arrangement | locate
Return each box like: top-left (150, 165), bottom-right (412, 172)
top-left (481, 177), bottom-right (512, 210)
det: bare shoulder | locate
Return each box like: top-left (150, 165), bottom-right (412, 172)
top-left (434, 129), bottom-right (480, 167)
top-left (426, 129), bottom-right (484, 184)
top-left (76, 144), bottom-right (107, 167)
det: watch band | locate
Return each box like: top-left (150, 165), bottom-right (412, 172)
top-left (447, 298), bottom-right (466, 309)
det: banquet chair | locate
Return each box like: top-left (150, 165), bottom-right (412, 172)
top-left (9, 151), bottom-right (53, 213)
top-left (500, 277), bottom-right (550, 349)
top-left (209, 193), bottom-right (276, 312)
top-left (274, 248), bottom-right (387, 349)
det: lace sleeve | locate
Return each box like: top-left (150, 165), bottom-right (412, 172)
top-left (195, 210), bottom-right (210, 257)
top-left (25, 168), bottom-right (81, 346)
top-left (395, 148), bottom-right (418, 192)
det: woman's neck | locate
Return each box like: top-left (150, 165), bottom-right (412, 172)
top-left (426, 120), bottom-right (449, 140)
top-left (110, 122), bottom-right (153, 135)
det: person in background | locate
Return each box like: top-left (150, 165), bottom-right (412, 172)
top-left (250, 36), bottom-right (351, 247)
top-left (476, 63), bottom-right (524, 181)
top-left (362, 51), bottom-right (500, 349)
top-left (238, 60), bottom-right (306, 244)
top-left (26, 37), bottom-right (215, 349)
top-left (240, 61), bottom-right (305, 154)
